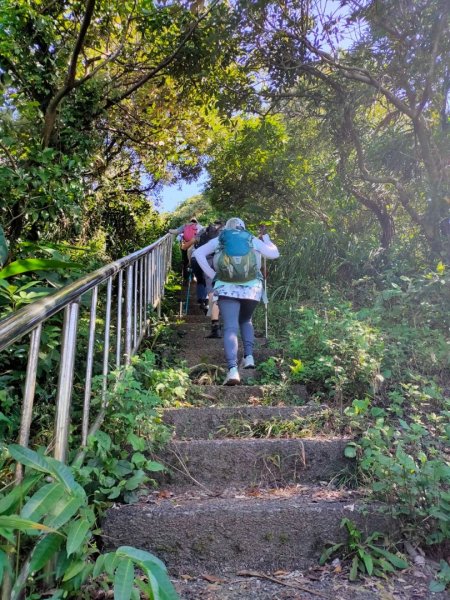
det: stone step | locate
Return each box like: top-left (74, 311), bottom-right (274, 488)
top-left (182, 345), bottom-right (277, 370)
top-left (102, 486), bottom-right (390, 576)
top-left (182, 314), bottom-right (210, 323)
top-left (187, 384), bottom-right (308, 406)
top-left (155, 438), bottom-right (351, 489)
top-left (176, 321), bottom-right (267, 337)
top-left (163, 404), bottom-right (322, 439)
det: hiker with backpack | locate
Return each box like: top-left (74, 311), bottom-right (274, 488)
top-left (191, 220), bottom-right (224, 334)
top-left (169, 217), bottom-right (203, 281)
top-left (192, 217), bottom-right (279, 385)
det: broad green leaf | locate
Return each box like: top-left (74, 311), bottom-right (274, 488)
top-left (0, 258), bottom-right (82, 279)
top-left (0, 226), bottom-right (8, 268)
top-left (360, 551), bottom-right (373, 575)
top-left (0, 474), bottom-right (41, 514)
top-left (349, 555), bottom-right (359, 581)
top-left (0, 515), bottom-right (57, 534)
top-left (147, 571), bottom-right (161, 600)
top-left (21, 482), bottom-right (66, 521)
top-left (29, 533), bottom-right (63, 573)
top-left (0, 549), bottom-right (10, 581)
top-left (319, 543), bottom-right (343, 565)
top-left (344, 444), bottom-right (357, 459)
top-left (93, 553), bottom-right (106, 578)
top-left (142, 562), bottom-right (179, 600)
top-left (367, 545), bottom-right (408, 569)
top-left (429, 580), bottom-right (446, 593)
top-left (62, 560), bottom-right (86, 582)
top-left (117, 546), bottom-right (166, 572)
top-left (45, 457), bottom-right (85, 496)
top-left (66, 519), bottom-right (91, 556)
top-left (135, 579), bottom-right (152, 596)
top-left (104, 552), bottom-right (120, 576)
top-left (8, 445), bottom-right (52, 475)
top-left (127, 432), bottom-right (145, 451)
top-left (44, 496), bottom-right (84, 529)
top-left (114, 558), bottom-right (134, 600)
top-left (131, 588), bottom-right (141, 600)
top-left (378, 558), bottom-right (396, 573)
top-left (124, 470), bottom-right (148, 491)
top-left (145, 460), bottom-right (165, 472)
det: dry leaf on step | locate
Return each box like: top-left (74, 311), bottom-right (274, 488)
top-left (201, 574), bottom-right (225, 584)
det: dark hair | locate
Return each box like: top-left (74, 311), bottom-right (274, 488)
top-left (190, 217), bottom-right (198, 224)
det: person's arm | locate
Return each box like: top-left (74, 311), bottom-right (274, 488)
top-left (169, 224), bottom-right (184, 235)
top-left (192, 238), bottom-right (218, 280)
top-left (253, 234), bottom-right (280, 259)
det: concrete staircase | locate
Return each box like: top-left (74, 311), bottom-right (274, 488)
top-left (102, 304), bottom-right (393, 583)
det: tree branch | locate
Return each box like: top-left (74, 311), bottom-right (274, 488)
top-left (102, 0), bottom-right (220, 112)
top-left (416, 5), bottom-right (449, 116)
top-left (0, 142), bottom-right (18, 172)
top-left (42, 0), bottom-right (96, 146)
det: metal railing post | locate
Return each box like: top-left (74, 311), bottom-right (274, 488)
top-left (54, 301), bottom-right (79, 463)
top-left (101, 278), bottom-right (112, 407)
top-left (139, 258), bottom-right (143, 339)
top-left (0, 234), bottom-right (172, 476)
top-left (116, 270), bottom-right (123, 369)
top-left (125, 264), bottom-right (133, 365)
top-left (133, 261), bottom-right (138, 350)
top-left (81, 286), bottom-right (98, 447)
top-left (15, 324), bottom-right (42, 482)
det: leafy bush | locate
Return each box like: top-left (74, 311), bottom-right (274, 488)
top-left (75, 351), bottom-right (189, 507)
top-left (320, 518), bottom-right (408, 581)
top-left (285, 302), bottom-right (383, 402)
top-left (346, 391), bottom-right (450, 549)
top-left (0, 445), bottom-right (178, 599)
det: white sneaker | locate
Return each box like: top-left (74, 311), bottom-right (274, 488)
top-left (241, 355), bottom-right (255, 369)
top-left (223, 367), bottom-right (240, 386)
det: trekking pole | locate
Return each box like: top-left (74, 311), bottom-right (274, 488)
top-left (263, 257), bottom-right (268, 339)
top-left (184, 268), bottom-right (192, 315)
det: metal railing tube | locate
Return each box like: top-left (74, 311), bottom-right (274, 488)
top-left (139, 258), bottom-right (143, 339)
top-left (0, 235), bottom-right (171, 352)
top-left (133, 262), bottom-right (138, 351)
top-left (101, 278), bottom-right (113, 407)
top-left (116, 271), bottom-right (123, 369)
top-left (81, 286), bottom-right (98, 447)
top-left (15, 324), bottom-right (42, 483)
top-left (125, 264), bottom-right (133, 365)
top-left (54, 301), bottom-right (80, 463)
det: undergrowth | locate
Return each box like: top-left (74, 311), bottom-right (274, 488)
top-left (0, 334), bottom-right (188, 597)
top-left (256, 261), bottom-right (450, 588)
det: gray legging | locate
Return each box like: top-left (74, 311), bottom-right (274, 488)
top-left (218, 296), bottom-right (259, 369)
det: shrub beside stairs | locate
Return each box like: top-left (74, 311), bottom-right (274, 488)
top-left (102, 304), bottom-right (391, 582)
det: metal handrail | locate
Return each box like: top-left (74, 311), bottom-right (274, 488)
top-left (0, 236), bottom-right (170, 350)
top-left (0, 233), bottom-right (173, 472)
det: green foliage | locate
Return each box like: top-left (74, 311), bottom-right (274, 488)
top-left (284, 302), bottom-right (383, 401)
top-left (256, 357), bottom-right (282, 384)
top-left (75, 350), bottom-right (189, 507)
top-left (320, 518), bottom-right (408, 581)
top-left (430, 560), bottom-right (450, 593)
top-left (0, 445), bottom-right (178, 599)
top-left (0, 226), bottom-right (8, 267)
top-left (355, 393), bottom-right (450, 547)
top-left (216, 409), bottom-right (336, 439)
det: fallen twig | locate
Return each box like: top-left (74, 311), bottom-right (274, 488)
top-left (237, 570), bottom-right (331, 599)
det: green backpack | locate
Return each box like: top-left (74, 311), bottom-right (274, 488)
top-left (213, 229), bottom-right (259, 283)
